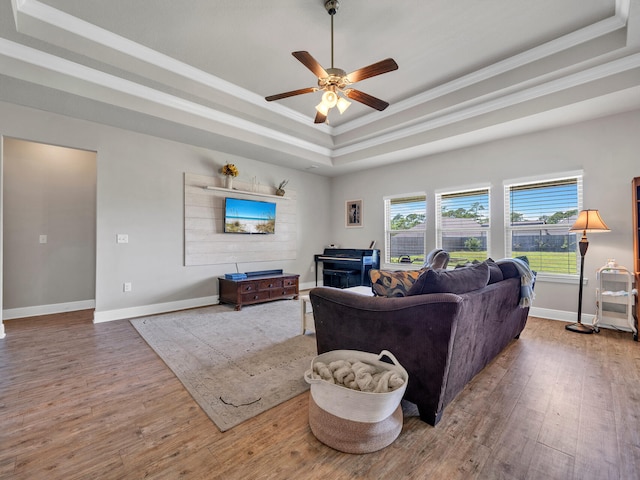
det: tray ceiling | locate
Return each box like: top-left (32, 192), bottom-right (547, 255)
top-left (0, 0), bottom-right (639, 175)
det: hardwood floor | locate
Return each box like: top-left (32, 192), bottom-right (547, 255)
top-left (1, 310), bottom-right (639, 479)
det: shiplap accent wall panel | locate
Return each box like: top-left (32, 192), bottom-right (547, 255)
top-left (184, 173), bottom-right (297, 266)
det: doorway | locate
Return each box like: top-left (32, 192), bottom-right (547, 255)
top-left (1, 137), bottom-right (97, 325)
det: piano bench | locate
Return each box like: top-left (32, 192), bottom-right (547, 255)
top-left (323, 269), bottom-right (360, 288)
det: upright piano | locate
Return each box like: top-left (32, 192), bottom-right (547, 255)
top-left (314, 248), bottom-right (380, 288)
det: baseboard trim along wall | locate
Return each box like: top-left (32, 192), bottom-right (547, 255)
top-left (9, 287), bottom-right (624, 333)
top-left (93, 280), bottom-right (319, 323)
top-left (2, 300), bottom-right (96, 320)
top-left (529, 306), bottom-right (593, 323)
top-left (93, 296), bottom-right (218, 323)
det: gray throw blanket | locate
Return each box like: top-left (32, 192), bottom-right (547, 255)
top-left (496, 258), bottom-right (536, 307)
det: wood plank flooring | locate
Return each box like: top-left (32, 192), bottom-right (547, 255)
top-left (1, 310), bottom-right (639, 479)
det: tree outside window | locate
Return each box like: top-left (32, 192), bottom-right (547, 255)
top-left (505, 176), bottom-right (581, 275)
top-left (384, 195), bottom-right (426, 265)
top-left (436, 189), bottom-right (490, 266)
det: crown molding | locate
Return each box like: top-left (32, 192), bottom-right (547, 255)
top-left (13, 0), bottom-right (629, 141)
top-left (333, 53), bottom-right (640, 158)
top-left (6, 0), bottom-right (637, 171)
top-left (333, 8), bottom-right (630, 136)
top-left (12, 0), bottom-right (332, 133)
top-left (0, 38), bottom-right (333, 158)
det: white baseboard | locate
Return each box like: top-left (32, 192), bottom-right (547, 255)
top-left (528, 306), bottom-right (635, 332)
top-left (300, 281), bottom-right (321, 291)
top-left (2, 300), bottom-right (96, 320)
top-left (93, 295), bottom-right (218, 323)
top-left (529, 306), bottom-right (595, 324)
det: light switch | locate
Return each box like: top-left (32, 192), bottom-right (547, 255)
top-left (117, 234), bottom-right (129, 244)
top-left (39, 235), bottom-right (47, 244)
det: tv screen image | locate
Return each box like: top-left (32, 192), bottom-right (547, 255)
top-left (224, 197), bottom-right (276, 234)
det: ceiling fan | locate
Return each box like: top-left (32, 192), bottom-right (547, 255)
top-left (265, 0), bottom-right (398, 124)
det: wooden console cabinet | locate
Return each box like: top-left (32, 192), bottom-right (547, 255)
top-left (218, 273), bottom-right (299, 311)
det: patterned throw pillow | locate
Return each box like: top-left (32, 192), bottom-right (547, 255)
top-left (369, 269), bottom-right (424, 297)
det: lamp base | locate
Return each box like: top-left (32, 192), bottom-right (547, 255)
top-left (565, 322), bottom-right (595, 334)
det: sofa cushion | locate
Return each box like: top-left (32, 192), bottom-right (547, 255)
top-left (408, 262), bottom-right (490, 295)
top-left (370, 269), bottom-right (423, 297)
top-left (486, 258), bottom-right (504, 284)
top-left (497, 256), bottom-right (529, 279)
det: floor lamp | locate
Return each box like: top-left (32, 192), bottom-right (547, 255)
top-left (566, 209), bottom-right (610, 334)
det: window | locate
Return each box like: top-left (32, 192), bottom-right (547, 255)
top-left (504, 174), bottom-right (582, 275)
top-left (436, 188), bottom-right (490, 265)
top-left (384, 194), bottom-right (427, 265)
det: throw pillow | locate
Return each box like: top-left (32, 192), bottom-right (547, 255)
top-left (485, 258), bottom-right (504, 284)
top-left (369, 269), bottom-right (424, 297)
top-left (408, 262), bottom-right (490, 296)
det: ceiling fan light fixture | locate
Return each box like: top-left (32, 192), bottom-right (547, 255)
top-left (264, 0), bottom-right (397, 124)
top-left (336, 96), bottom-right (351, 114)
top-left (315, 102), bottom-right (330, 116)
top-left (321, 90), bottom-right (338, 108)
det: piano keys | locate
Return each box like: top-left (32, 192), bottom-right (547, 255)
top-left (314, 248), bottom-right (380, 287)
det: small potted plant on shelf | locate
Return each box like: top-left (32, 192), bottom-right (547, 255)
top-left (276, 179), bottom-right (289, 196)
top-left (220, 163), bottom-right (239, 189)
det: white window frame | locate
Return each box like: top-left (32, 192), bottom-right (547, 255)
top-left (383, 192), bottom-right (427, 269)
top-left (435, 186), bottom-right (491, 263)
top-left (504, 171), bottom-right (583, 281)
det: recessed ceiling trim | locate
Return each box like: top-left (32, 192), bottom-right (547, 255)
top-left (12, 0), bottom-right (330, 132)
top-left (13, 0), bottom-right (628, 139)
top-left (333, 8), bottom-right (629, 136)
top-left (333, 54), bottom-right (640, 158)
top-left (330, 85), bottom-right (640, 175)
top-left (0, 37), bottom-right (333, 158)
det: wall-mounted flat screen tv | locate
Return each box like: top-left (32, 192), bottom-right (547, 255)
top-left (224, 197), bottom-right (276, 234)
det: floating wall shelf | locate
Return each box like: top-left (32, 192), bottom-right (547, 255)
top-left (203, 186), bottom-right (290, 200)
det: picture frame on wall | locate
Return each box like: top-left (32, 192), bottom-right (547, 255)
top-left (346, 199), bottom-right (363, 228)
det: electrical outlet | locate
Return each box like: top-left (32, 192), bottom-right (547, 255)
top-left (117, 234), bottom-right (129, 244)
top-left (123, 282), bottom-right (132, 292)
top-left (310, 264), bottom-right (314, 272)
top-left (39, 235), bottom-right (47, 244)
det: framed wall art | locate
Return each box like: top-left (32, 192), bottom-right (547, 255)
top-left (345, 199), bottom-right (363, 228)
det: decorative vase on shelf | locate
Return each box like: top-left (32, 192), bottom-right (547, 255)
top-left (275, 188), bottom-right (285, 197)
top-left (225, 176), bottom-right (233, 189)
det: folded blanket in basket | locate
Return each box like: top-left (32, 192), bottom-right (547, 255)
top-left (311, 359), bottom-right (405, 393)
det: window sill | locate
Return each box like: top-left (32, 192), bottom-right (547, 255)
top-left (381, 263), bottom-right (424, 271)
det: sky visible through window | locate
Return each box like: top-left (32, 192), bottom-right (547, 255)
top-left (510, 182), bottom-right (577, 224)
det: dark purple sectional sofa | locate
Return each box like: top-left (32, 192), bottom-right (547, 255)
top-left (309, 261), bottom-right (530, 426)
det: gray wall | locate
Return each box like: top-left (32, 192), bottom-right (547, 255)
top-left (0, 101), bottom-right (332, 321)
top-left (1, 98), bottom-right (638, 323)
top-left (2, 138), bottom-right (96, 309)
top-left (329, 110), bottom-right (640, 319)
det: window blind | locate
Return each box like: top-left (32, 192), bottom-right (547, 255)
top-left (436, 188), bottom-right (490, 264)
top-left (505, 176), bottom-right (582, 274)
top-left (384, 194), bottom-right (426, 265)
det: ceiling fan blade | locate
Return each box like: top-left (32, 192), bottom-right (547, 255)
top-left (314, 111), bottom-right (327, 124)
top-left (292, 51), bottom-right (328, 79)
top-left (344, 89), bottom-right (390, 111)
top-left (346, 58), bottom-right (398, 83)
top-left (265, 87), bottom-right (317, 102)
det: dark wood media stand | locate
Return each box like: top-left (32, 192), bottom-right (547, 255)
top-left (218, 273), bottom-right (299, 311)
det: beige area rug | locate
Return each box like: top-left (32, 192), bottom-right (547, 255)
top-left (130, 299), bottom-right (316, 432)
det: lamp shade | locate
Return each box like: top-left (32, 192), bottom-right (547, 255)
top-left (569, 209), bottom-right (610, 233)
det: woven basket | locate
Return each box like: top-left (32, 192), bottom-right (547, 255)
top-left (304, 349), bottom-right (408, 423)
top-left (308, 394), bottom-right (403, 454)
